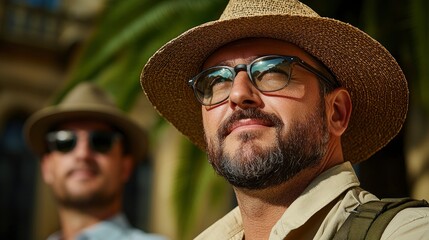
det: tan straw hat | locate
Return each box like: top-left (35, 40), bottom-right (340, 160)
top-left (25, 82), bottom-right (147, 160)
top-left (140, 0), bottom-right (408, 164)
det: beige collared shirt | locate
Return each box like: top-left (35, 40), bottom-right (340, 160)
top-left (195, 162), bottom-right (429, 239)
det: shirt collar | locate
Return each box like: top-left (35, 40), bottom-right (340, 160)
top-left (77, 213), bottom-right (130, 240)
top-left (195, 162), bottom-right (361, 240)
top-left (47, 213), bottom-right (131, 240)
top-left (271, 161), bottom-right (360, 237)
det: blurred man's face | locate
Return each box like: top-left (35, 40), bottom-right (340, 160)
top-left (41, 120), bottom-right (133, 209)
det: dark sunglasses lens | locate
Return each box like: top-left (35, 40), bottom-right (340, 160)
top-left (90, 132), bottom-right (118, 153)
top-left (250, 57), bottom-right (292, 91)
top-left (195, 67), bottom-right (234, 105)
top-left (47, 131), bottom-right (76, 153)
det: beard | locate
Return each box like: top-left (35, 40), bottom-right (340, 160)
top-left (53, 166), bottom-right (119, 211)
top-left (206, 100), bottom-right (329, 190)
top-left (56, 188), bottom-right (117, 211)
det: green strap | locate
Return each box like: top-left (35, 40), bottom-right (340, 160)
top-left (332, 209), bottom-right (356, 240)
top-left (348, 200), bottom-right (393, 240)
top-left (333, 198), bottom-right (429, 240)
top-left (365, 198), bottom-right (429, 240)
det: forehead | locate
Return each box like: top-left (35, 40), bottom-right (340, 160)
top-left (55, 120), bottom-right (114, 131)
top-left (203, 38), bottom-right (316, 68)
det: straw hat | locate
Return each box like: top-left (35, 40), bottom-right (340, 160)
top-left (25, 82), bottom-right (147, 161)
top-left (140, 0), bottom-right (408, 164)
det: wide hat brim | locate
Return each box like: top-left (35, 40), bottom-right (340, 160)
top-left (141, 14), bottom-right (408, 164)
top-left (25, 105), bottom-right (147, 161)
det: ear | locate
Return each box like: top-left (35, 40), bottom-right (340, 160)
top-left (40, 154), bottom-right (54, 184)
top-left (121, 155), bottom-right (135, 183)
top-left (325, 88), bottom-right (352, 137)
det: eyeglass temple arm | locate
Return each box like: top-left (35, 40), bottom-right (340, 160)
top-left (297, 60), bottom-right (340, 90)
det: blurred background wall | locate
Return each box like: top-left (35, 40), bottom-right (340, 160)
top-left (0, 0), bottom-right (105, 239)
top-left (0, 0), bottom-right (428, 240)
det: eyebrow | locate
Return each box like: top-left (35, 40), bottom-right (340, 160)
top-left (213, 56), bottom-right (258, 67)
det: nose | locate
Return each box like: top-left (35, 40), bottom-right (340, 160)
top-left (73, 132), bottom-right (93, 159)
top-left (228, 71), bottom-right (263, 108)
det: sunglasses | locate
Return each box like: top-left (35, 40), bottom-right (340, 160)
top-left (46, 130), bottom-right (123, 153)
top-left (188, 55), bottom-right (339, 106)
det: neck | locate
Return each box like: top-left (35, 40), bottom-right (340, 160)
top-left (57, 199), bottom-right (122, 240)
top-left (234, 156), bottom-right (343, 240)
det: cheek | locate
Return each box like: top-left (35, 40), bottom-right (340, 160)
top-left (267, 98), bottom-right (309, 129)
top-left (49, 155), bottom-right (71, 177)
top-left (98, 155), bottom-right (120, 174)
top-left (42, 155), bottom-right (71, 190)
top-left (202, 112), bottom-right (211, 136)
top-left (98, 148), bottom-right (129, 181)
top-left (202, 105), bottom-right (227, 137)
top-left (271, 83), bottom-right (321, 116)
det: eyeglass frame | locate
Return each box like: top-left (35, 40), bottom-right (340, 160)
top-left (187, 55), bottom-right (340, 106)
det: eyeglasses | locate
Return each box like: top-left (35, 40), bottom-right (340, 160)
top-left (46, 130), bottom-right (123, 153)
top-left (188, 55), bottom-right (339, 106)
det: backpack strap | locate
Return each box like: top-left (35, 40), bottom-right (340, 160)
top-left (333, 198), bottom-right (429, 240)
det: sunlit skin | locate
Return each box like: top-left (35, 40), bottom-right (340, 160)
top-left (41, 120), bottom-right (133, 240)
top-left (203, 42), bottom-right (320, 161)
top-left (201, 38), bottom-right (352, 240)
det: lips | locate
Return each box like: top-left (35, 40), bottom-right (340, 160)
top-left (67, 165), bottom-right (99, 179)
top-left (227, 118), bottom-right (275, 135)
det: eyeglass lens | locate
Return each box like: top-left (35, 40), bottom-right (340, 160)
top-left (191, 56), bottom-right (295, 106)
top-left (46, 130), bottom-right (120, 153)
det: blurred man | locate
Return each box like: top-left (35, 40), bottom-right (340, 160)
top-left (25, 82), bottom-right (166, 240)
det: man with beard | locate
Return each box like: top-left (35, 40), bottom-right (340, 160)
top-left (24, 83), bottom-right (166, 240)
top-left (140, 0), bottom-right (429, 239)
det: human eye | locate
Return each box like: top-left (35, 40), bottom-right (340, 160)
top-left (195, 68), bottom-right (233, 104)
top-left (209, 76), bottom-right (232, 100)
top-left (253, 65), bottom-right (291, 91)
top-left (199, 77), bottom-right (232, 105)
top-left (204, 68), bottom-right (231, 92)
top-left (210, 76), bottom-right (231, 90)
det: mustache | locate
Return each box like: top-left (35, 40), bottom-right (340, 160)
top-left (217, 108), bottom-right (284, 139)
top-left (66, 161), bottom-right (100, 177)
